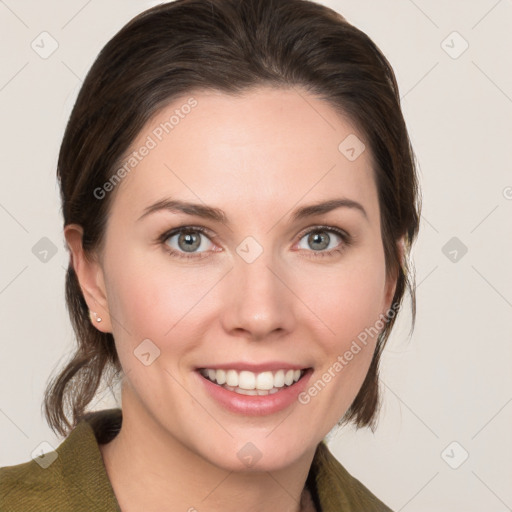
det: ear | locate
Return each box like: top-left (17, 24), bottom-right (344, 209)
top-left (64, 224), bottom-right (112, 333)
top-left (382, 236), bottom-right (405, 315)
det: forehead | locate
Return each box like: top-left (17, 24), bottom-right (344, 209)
top-left (110, 87), bottom-right (378, 224)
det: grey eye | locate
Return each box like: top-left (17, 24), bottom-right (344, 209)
top-left (297, 230), bottom-right (342, 252)
top-left (165, 229), bottom-right (213, 253)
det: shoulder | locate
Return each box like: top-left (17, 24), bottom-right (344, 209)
top-left (0, 457), bottom-right (72, 512)
top-left (0, 409), bottom-right (122, 512)
top-left (311, 441), bottom-right (394, 512)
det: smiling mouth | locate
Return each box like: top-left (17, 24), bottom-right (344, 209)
top-left (197, 368), bottom-right (310, 396)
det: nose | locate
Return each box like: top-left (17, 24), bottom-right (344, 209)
top-left (220, 243), bottom-right (296, 342)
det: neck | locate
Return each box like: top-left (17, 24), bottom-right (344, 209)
top-left (99, 386), bottom-right (318, 512)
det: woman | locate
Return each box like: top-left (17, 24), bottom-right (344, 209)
top-left (0, 0), bottom-right (420, 510)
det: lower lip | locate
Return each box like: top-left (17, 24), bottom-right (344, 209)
top-left (196, 369), bottom-right (313, 416)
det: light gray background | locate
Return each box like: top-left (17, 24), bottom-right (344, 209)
top-left (1, 1), bottom-right (511, 511)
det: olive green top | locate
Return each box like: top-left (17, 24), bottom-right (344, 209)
top-left (0, 408), bottom-right (393, 511)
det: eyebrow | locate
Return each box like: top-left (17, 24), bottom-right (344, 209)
top-left (137, 197), bottom-right (368, 224)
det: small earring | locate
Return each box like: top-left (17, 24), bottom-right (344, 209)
top-left (92, 311), bottom-right (102, 323)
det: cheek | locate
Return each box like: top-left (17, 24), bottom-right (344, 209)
top-left (298, 265), bottom-right (385, 425)
top-left (103, 247), bottom-right (213, 351)
top-left (102, 246), bottom-right (167, 338)
top-left (303, 256), bottom-right (387, 350)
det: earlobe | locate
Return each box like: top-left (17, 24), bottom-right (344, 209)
top-left (64, 224), bottom-right (112, 333)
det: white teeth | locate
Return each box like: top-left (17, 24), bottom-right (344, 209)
top-left (284, 369), bottom-right (294, 386)
top-left (226, 369), bottom-right (239, 387)
top-left (216, 369), bottom-right (226, 385)
top-left (200, 367), bottom-right (305, 391)
top-left (273, 370), bottom-right (285, 388)
top-left (219, 385), bottom-right (288, 396)
top-left (235, 388), bottom-right (258, 395)
top-left (255, 371), bottom-right (274, 390)
top-left (238, 371), bottom-right (256, 390)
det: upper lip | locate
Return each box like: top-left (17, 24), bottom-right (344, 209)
top-left (196, 362), bottom-right (311, 372)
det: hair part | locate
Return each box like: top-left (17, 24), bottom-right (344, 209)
top-left (43, 0), bottom-right (421, 436)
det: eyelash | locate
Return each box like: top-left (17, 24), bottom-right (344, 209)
top-left (157, 225), bottom-right (353, 261)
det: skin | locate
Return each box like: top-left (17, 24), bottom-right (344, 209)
top-left (66, 86), bottom-right (403, 512)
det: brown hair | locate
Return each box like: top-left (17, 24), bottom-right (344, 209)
top-left (43, 0), bottom-right (421, 436)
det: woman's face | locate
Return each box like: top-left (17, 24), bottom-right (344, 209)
top-left (86, 87), bottom-right (398, 471)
